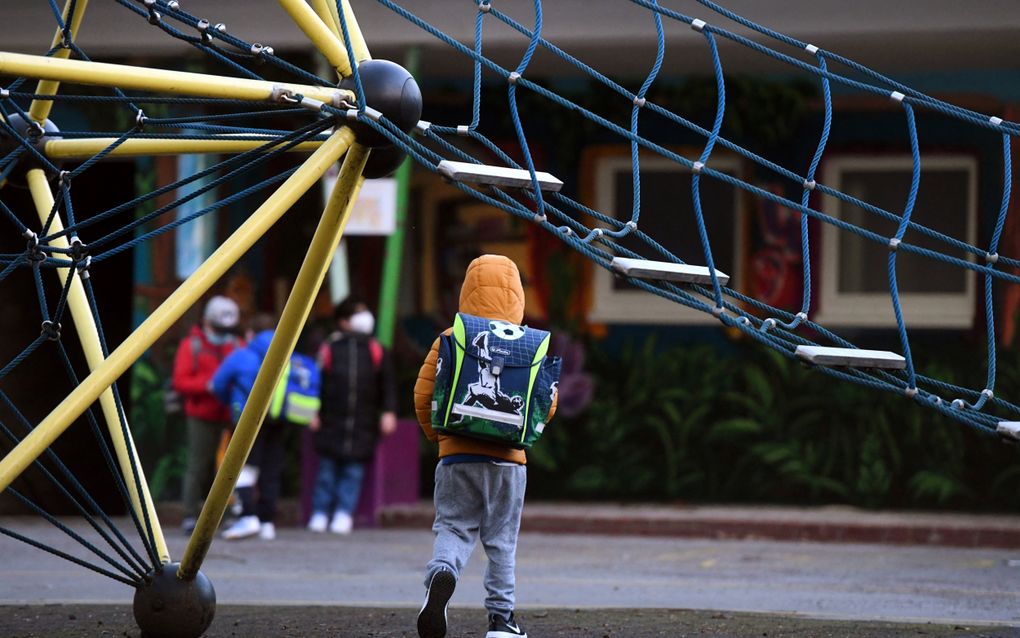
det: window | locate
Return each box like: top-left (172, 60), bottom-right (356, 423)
top-left (815, 155), bottom-right (978, 328)
top-left (590, 153), bottom-right (744, 324)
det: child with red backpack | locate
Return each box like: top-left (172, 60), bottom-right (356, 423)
top-left (308, 297), bottom-right (398, 535)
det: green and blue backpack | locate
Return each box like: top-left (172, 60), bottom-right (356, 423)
top-left (431, 313), bottom-right (562, 449)
top-left (268, 353), bottom-right (321, 426)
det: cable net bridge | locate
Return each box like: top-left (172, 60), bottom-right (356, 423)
top-left (0, 1), bottom-right (1018, 635)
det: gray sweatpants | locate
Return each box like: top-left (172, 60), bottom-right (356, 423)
top-left (425, 461), bottom-right (527, 617)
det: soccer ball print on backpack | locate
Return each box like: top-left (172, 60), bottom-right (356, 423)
top-left (431, 313), bottom-right (561, 449)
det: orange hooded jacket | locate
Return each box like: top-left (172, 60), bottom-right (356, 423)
top-left (413, 254), bottom-right (556, 464)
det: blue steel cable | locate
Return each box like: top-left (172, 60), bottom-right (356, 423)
top-left (689, 27), bottom-right (727, 310)
top-left (0, 408), bottom-right (149, 577)
top-left (460, 3), bottom-right (1015, 267)
top-left (0, 527), bottom-right (140, 587)
top-left (761, 52), bottom-right (831, 334)
top-left (692, 0), bottom-right (1020, 137)
top-left (955, 133), bottom-right (1013, 412)
top-left (886, 102), bottom-right (921, 390)
top-left (79, 276), bottom-right (159, 569)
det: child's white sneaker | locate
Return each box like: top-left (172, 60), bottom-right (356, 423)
top-left (221, 515), bottom-right (260, 540)
top-left (258, 522), bottom-right (276, 540)
top-left (329, 511), bottom-right (353, 535)
top-left (307, 512), bottom-right (329, 533)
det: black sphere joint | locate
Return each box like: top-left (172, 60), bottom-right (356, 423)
top-left (340, 60), bottom-right (422, 148)
top-left (0, 113), bottom-right (62, 187)
top-left (362, 145), bottom-right (407, 179)
top-left (133, 563), bottom-right (216, 638)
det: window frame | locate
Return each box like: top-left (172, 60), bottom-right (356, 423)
top-left (814, 153), bottom-right (979, 329)
top-left (588, 151), bottom-right (746, 325)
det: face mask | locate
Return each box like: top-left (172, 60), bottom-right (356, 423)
top-left (349, 310), bottom-right (375, 335)
top-left (205, 327), bottom-right (233, 345)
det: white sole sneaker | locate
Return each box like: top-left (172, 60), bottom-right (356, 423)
top-left (417, 569), bottom-right (456, 638)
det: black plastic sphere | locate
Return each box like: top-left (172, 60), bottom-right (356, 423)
top-left (362, 145), bottom-right (407, 179)
top-left (133, 563), bottom-right (216, 638)
top-left (340, 60), bottom-right (422, 148)
top-left (0, 113), bottom-right (62, 187)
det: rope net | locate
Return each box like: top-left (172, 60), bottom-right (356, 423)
top-left (1, 0), bottom-right (1019, 581)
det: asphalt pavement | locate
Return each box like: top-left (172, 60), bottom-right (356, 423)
top-left (1, 515), bottom-right (1019, 636)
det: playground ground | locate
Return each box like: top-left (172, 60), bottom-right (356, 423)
top-left (2, 506), bottom-right (1019, 637)
top-left (3, 604), bottom-right (1018, 637)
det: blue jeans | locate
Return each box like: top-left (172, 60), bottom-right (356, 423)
top-left (311, 457), bottom-right (366, 516)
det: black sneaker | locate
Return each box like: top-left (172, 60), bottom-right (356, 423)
top-left (417, 569), bottom-right (456, 638)
top-left (486, 611), bottom-right (527, 638)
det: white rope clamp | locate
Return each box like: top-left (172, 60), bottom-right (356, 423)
top-left (415, 120), bottom-right (432, 134)
top-left (633, 96), bottom-right (646, 108)
top-left (298, 96), bottom-right (326, 112)
top-left (890, 91), bottom-right (905, 103)
top-left (982, 388), bottom-right (995, 400)
top-left (805, 44), bottom-right (819, 55)
top-left (904, 387), bottom-right (918, 398)
top-left (795, 312), bottom-right (808, 321)
top-left (762, 318), bottom-right (777, 330)
top-left (888, 237), bottom-right (901, 252)
top-left (951, 399), bottom-right (965, 410)
top-left (478, 1), bottom-right (492, 13)
top-left (625, 221), bottom-right (638, 230)
top-left (508, 72), bottom-right (521, 84)
top-left (0, 89), bottom-right (9, 99)
top-left (691, 19), bottom-right (707, 33)
top-left (167, 1), bottom-right (180, 9)
top-left (803, 179), bottom-right (816, 190)
top-left (457, 125), bottom-right (471, 136)
top-left (738, 316), bottom-right (751, 326)
top-left (986, 252), bottom-right (999, 265)
top-left (712, 306), bottom-right (726, 317)
top-left (692, 161), bottom-right (705, 175)
top-left (990, 116), bottom-right (1003, 127)
top-left (533, 213), bottom-right (547, 223)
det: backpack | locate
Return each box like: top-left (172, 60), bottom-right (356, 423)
top-left (431, 313), bottom-right (562, 449)
top-left (268, 353), bottom-right (322, 426)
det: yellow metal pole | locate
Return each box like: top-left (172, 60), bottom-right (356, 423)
top-left (0, 129), bottom-right (353, 496)
top-left (44, 137), bottom-right (324, 160)
top-left (338, 0), bottom-right (373, 64)
top-left (310, 0), bottom-right (343, 40)
top-left (29, 0), bottom-right (90, 124)
top-left (178, 142), bottom-right (369, 580)
top-left (0, 52), bottom-right (351, 104)
top-left (25, 168), bottom-right (169, 563)
top-left (277, 0), bottom-right (353, 78)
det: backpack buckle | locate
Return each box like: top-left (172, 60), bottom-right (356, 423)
top-left (490, 355), bottom-right (505, 376)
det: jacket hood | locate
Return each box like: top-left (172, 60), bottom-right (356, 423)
top-left (458, 255), bottom-right (525, 324)
top-left (249, 329), bottom-right (275, 358)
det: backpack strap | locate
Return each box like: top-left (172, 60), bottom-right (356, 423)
top-left (190, 334), bottom-right (202, 374)
top-left (368, 338), bottom-right (383, 371)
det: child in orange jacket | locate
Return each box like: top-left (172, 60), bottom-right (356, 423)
top-left (413, 255), bottom-right (556, 638)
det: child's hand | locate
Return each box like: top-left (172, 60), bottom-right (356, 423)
top-left (380, 412), bottom-right (397, 436)
top-left (309, 414), bottom-right (321, 432)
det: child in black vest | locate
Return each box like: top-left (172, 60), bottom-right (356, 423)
top-left (308, 296), bottom-right (398, 534)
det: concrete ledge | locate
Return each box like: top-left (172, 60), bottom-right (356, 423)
top-left (379, 501), bottom-right (1020, 549)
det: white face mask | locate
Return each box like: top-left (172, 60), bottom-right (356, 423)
top-left (349, 310), bottom-right (375, 335)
